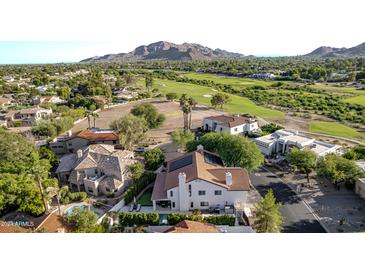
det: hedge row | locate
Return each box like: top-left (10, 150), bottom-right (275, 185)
top-left (124, 172), bottom-right (156, 204)
top-left (167, 213), bottom-right (235, 226)
top-left (60, 191), bottom-right (87, 205)
top-left (119, 212), bottom-right (159, 227)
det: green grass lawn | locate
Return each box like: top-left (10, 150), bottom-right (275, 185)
top-left (308, 121), bottom-right (362, 139)
top-left (153, 78), bottom-right (284, 121)
top-left (182, 72), bottom-right (276, 88)
top-left (344, 95), bottom-right (365, 107)
top-left (137, 188), bottom-right (153, 206)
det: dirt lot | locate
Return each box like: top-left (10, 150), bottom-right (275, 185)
top-left (71, 99), bottom-right (226, 161)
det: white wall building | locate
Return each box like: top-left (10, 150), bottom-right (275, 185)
top-left (203, 115), bottom-right (259, 135)
top-left (151, 146), bottom-right (250, 212)
top-left (254, 129), bottom-right (342, 157)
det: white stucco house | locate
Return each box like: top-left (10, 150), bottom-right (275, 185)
top-left (151, 145), bottom-right (251, 212)
top-left (254, 129), bottom-right (342, 157)
top-left (56, 144), bottom-right (135, 196)
top-left (202, 115), bottom-right (259, 135)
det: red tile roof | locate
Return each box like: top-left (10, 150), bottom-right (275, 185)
top-left (72, 129), bottom-right (119, 142)
top-left (205, 115), bottom-right (256, 128)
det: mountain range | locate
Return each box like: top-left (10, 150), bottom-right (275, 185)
top-left (80, 41), bottom-right (244, 62)
top-left (80, 41), bottom-right (365, 62)
top-left (305, 42), bottom-right (365, 57)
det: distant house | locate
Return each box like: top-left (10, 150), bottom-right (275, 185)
top-left (202, 115), bottom-right (259, 135)
top-left (248, 73), bottom-right (276, 80)
top-left (113, 87), bottom-right (139, 101)
top-left (0, 96), bottom-right (12, 107)
top-left (32, 96), bottom-right (66, 105)
top-left (254, 129), bottom-right (342, 157)
top-left (355, 161), bottom-right (365, 199)
top-left (55, 144), bottom-right (135, 196)
top-left (151, 145), bottom-right (250, 212)
top-left (49, 128), bottom-right (120, 154)
top-left (1, 107), bottom-right (52, 126)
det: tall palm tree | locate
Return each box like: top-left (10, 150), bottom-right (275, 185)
top-left (46, 185), bottom-right (69, 216)
top-left (91, 112), bottom-right (99, 128)
top-left (84, 110), bottom-right (92, 129)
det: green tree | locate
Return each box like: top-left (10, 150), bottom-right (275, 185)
top-left (131, 103), bottom-right (165, 129)
top-left (210, 93), bottom-right (231, 109)
top-left (171, 129), bottom-right (195, 151)
top-left (288, 148), bottom-right (318, 185)
top-left (63, 207), bottom-right (104, 233)
top-left (166, 92), bottom-right (179, 101)
top-left (317, 154), bottom-right (364, 189)
top-left (253, 189), bottom-right (283, 233)
top-left (0, 130), bottom-right (34, 163)
top-left (143, 148), bottom-right (165, 170)
top-left (129, 162), bottom-right (145, 182)
top-left (145, 74), bottom-right (154, 91)
top-left (91, 112), bottom-right (99, 128)
top-left (58, 86), bottom-right (70, 100)
top-left (110, 114), bottom-right (148, 150)
top-left (187, 132), bottom-right (264, 171)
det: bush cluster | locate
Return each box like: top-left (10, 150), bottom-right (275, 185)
top-left (119, 212), bottom-right (159, 227)
top-left (124, 172), bottom-right (156, 204)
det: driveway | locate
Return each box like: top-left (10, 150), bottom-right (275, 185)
top-left (250, 167), bottom-right (326, 233)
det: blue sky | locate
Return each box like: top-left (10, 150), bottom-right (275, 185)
top-left (0, 42), bottom-right (127, 64)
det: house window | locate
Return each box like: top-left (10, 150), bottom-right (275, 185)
top-left (200, 202), bottom-right (209, 207)
top-left (113, 140), bottom-right (117, 144)
top-left (198, 190), bottom-right (206, 196)
top-left (172, 202), bottom-right (175, 208)
top-left (106, 188), bottom-right (111, 192)
top-left (68, 143), bottom-right (72, 146)
top-left (87, 187), bottom-right (93, 193)
top-left (94, 169), bottom-right (97, 174)
top-left (234, 128), bottom-right (238, 132)
top-left (188, 185), bottom-right (192, 197)
top-left (220, 128), bottom-right (223, 132)
top-left (190, 202), bottom-right (194, 208)
top-left (170, 190), bottom-right (173, 197)
top-left (214, 190), bottom-right (222, 195)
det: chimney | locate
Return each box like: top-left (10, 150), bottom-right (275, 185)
top-left (197, 144), bottom-right (204, 151)
top-left (178, 172), bottom-right (186, 186)
top-left (225, 172), bottom-right (232, 186)
top-left (76, 149), bottom-right (83, 159)
top-left (67, 130), bottom-right (72, 137)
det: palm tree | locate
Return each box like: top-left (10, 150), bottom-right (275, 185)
top-left (179, 94), bottom-right (194, 130)
top-left (91, 112), bottom-right (99, 128)
top-left (46, 185), bottom-right (69, 216)
top-left (84, 110), bottom-right (92, 129)
top-left (85, 197), bottom-right (92, 210)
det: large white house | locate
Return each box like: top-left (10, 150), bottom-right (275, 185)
top-left (151, 145), bottom-right (251, 212)
top-left (254, 129), bottom-right (342, 157)
top-left (202, 115), bottom-right (259, 135)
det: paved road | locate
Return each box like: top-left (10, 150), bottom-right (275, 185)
top-left (250, 168), bottom-right (326, 233)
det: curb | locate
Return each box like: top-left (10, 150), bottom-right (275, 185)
top-left (261, 166), bottom-right (331, 233)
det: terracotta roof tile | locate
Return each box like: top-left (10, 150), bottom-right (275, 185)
top-left (72, 130), bottom-right (119, 142)
top-left (205, 115), bottom-right (256, 128)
